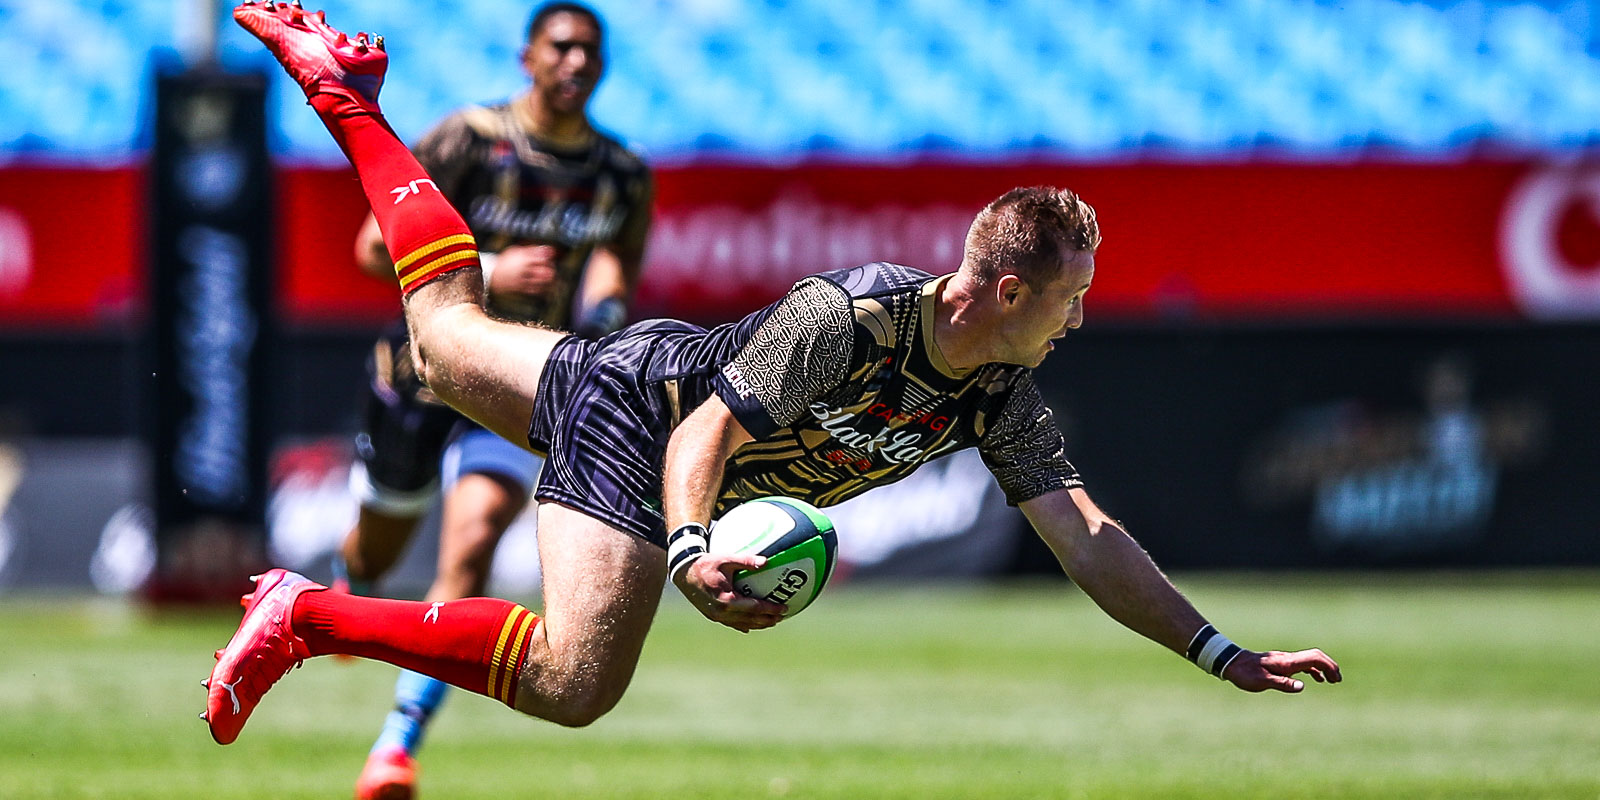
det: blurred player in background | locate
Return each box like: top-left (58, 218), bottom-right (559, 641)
top-left (332, 2), bottom-right (651, 797)
top-left (210, 0), bottom-right (1339, 765)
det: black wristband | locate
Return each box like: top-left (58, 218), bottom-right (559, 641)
top-left (667, 523), bottom-right (710, 581)
top-left (1186, 624), bottom-right (1244, 679)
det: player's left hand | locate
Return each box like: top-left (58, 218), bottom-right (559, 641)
top-left (1220, 648), bottom-right (1342, 693)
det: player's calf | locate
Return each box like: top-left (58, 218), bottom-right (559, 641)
top-left (292, 590), bottom-right (542, 710)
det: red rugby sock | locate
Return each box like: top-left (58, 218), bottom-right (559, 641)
top-left (293, 589), bottom-right (539, 708)
top-left (308, 92), bottom-right (478, 295)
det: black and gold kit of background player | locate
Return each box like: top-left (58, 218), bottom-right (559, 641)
top-left (356, 99), bottom-right (652, 496)
top-left (528, 262), bottom-right (1083, 547)
top-left (413, 99), bottom-right (652, 328)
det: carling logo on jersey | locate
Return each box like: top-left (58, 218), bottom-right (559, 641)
top-left (466, 194), bottom-right (627, 248)
top-left (808, 402), bottom-right (955, 467)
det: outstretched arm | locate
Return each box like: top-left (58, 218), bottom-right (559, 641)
top-left (1020, 488), bottom-right (1341, 693)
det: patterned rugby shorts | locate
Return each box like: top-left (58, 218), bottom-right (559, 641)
top-left (528, 323), bottom-right (707, 549)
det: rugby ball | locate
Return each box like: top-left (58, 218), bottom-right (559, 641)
top-left (710, 496), bottom-right (838, 618)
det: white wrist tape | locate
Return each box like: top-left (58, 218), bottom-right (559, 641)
top-left (1186, 624), bottom-right (1245, 679)
top-left (667, 524), bottom-right (709, 582)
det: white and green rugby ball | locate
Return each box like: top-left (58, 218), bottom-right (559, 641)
top-left (710, 496), bottom-right (838, 618)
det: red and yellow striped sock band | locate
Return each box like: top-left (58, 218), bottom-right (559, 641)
top-left (394, 233), bottom-right (478, 296)
top-left (486, 604), bottom-right (539, 708)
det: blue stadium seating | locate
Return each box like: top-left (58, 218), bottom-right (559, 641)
top-left (1, 0), bottom-right (1596, 161)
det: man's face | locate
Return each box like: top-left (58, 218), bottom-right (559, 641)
top-left (996, 251), bottom-right (1095, 367)
top-left (523, 12), bottom-right (604, 115)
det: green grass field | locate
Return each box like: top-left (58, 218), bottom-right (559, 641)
top-left (2, 572), bottom-right (1597, 799)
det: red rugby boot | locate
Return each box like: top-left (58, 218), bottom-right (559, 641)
top-left (231, 0), bottom-right (387, 113)
top-left (202, 569), bottom-right (323, 744)
top-left (354, 745), bottom-right (418, 800)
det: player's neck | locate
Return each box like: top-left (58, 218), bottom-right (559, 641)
top-left (517, 92), bottom-right (593, 149)
top-left (933, 271), bottom-right (993, 372)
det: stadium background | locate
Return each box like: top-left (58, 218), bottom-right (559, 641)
top-left (0, 0), bottom-right (1597, 590)
top-left (2, 3), bottom-right (1599, 798)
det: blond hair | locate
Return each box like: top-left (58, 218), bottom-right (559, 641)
top-left (962, 187), bottom-right (1100, 288)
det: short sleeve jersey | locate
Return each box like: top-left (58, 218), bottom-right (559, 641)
top-left (412, 97), bottom-right (653, 327)
top-left (704, 263), bottom-right (1082, 512)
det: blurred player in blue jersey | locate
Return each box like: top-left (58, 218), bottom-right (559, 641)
top-left (329, 3), bottom-right (650, 797)
top-left (207, 0), bottom-right (1340, 760)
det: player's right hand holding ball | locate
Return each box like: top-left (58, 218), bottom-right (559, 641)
top-left (672, 553), bottom-right (788, 633)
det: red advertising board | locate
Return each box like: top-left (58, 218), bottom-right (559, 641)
top-left (4, 160), bottom-right (1599, 329)
top-left (0, 167), bottom-right (146, 328)
top-left (275, 166), bottom-right (402, 324)
top-left (634, 161), bottom-right (1549, 323)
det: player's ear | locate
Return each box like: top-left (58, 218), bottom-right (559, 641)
top-left (995, 273), bottom-right (1026, 307)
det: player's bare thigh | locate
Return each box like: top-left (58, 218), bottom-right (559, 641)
top-left (513, 501), bottom-right (665, 727)
top-left (404, 300), bottom-right (568, 448)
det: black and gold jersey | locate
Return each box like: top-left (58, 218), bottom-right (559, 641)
top-left (529, 262), bottom-right (1082, 546)
top-left (413, 95), bottom-right (653, 327)
top-left (708, 263), bottom-right (1082, 512)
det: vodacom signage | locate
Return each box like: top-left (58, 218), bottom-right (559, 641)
top-left (1500, 162), bottom-right (1600, 320)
